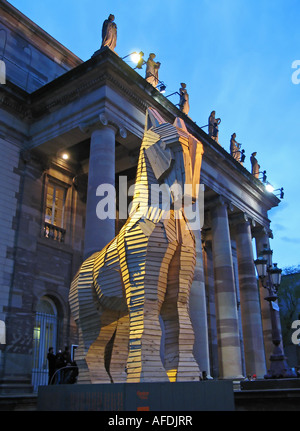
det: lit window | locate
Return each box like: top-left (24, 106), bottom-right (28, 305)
top-left (45, 183), bottom-right (66, 228)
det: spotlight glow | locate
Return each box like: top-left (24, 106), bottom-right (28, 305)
top-left (265, 183), bottom-right (274, 193)
top-left (62, 153), bottom-right (69, 160)
top-left (130, 52), bottom-right (141, 64)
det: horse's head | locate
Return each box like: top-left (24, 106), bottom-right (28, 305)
top-left (144, 108), bottom-right (204, 203)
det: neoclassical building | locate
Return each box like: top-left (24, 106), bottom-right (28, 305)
top-left (0, 1), bottom-right (282, 393)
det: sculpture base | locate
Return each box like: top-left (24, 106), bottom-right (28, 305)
top-left (37, 381), bottom-right (234, 412)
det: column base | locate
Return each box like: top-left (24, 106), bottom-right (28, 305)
top-left (264, 345), bottom-right (297, 379)
top-left (219, 375), bottom-right (245, 380)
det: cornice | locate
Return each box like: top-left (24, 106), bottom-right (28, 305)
top-left (0, 83), bottom-right (30, 119)
top-left (30, 70), bottom-right (150, 119)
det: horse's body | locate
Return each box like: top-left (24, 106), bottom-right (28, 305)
top-left (69, 109), bottom-right (204, 383)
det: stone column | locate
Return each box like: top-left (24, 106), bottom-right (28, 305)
top-left (83, 114), bottom-right (126, 259)
top-left (189, 229), bottom-right (211, 378)
top-left (210, 198), bottom-right (243, 379)
top-left (233, 214), bottom-right (266, 378)
top-left (202, 236), bottom-right (219, 377)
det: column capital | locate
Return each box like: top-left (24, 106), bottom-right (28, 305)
top-left (79, 111), bottom-right (127, 139)
top-left (252, 225), bottom-right (273, 239)
top-left (229, 212), bottom-right (256, 229)
top-left (206, 195), bottom-right (234, 213)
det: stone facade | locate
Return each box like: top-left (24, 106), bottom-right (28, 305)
top-left (0, 2), bottom-right (282, 393)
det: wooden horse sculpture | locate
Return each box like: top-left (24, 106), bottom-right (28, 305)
top-left (69, 108), bottom-right (204, 384)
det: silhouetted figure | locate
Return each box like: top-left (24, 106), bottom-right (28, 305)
top-left (47, 347), bottom-right (56, 385)
top-left (63, 346), bottom-right (71, 365)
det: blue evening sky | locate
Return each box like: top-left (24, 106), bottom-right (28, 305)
top-left (8, 0), bottom-right (300, 269)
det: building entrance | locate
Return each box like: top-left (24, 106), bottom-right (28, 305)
top-left (32, 297), bottom-right (58, 392)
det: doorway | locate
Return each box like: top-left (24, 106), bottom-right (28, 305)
top-left (32, 296), bottom-right (58, 392)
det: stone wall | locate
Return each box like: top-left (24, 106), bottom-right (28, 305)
top-left (0, 136), bottom-right (22, 376)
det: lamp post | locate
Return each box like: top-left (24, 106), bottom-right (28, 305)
top-left (254, 245), bottom-right (297, 379)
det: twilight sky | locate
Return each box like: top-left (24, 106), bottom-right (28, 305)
top-left (8, 0), bottom-right (300, 269)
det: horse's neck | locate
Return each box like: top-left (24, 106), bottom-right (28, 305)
top-left (132, 146), bottom-right (158, 207)
top-left (131, 142), bottom-right (185, 221)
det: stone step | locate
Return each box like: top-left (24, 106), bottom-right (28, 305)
top-left (0, 395), bottom-right (37, 411)
top-left (0, 380), bottom-right (33, 395)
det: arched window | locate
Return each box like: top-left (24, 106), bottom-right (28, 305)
top-left (32, 296), bottom-right (58, 391)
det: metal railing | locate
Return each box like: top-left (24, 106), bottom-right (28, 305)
top-left (49, 366), bottom-right (79, 385)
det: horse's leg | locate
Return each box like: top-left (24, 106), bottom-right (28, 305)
top-left (123, 220), bottom-right (177, 383)
top-left (86, 242), bottom-right (129, 384)
top-left (69, 254), bottom-right (102, 384)
top-left (176, 216), bottom-right (200, 381)
top-left (109, 311), bottom-right (130, 383)
top-left (85, 308), bottom-right (124, 383)
top-left (160, 245), bottom-right (181, 382)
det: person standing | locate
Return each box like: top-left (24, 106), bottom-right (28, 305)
top-left (47, 347), bottom-right (56, 385)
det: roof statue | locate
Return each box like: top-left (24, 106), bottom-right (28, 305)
top-left (230, 133), bottom-right (241, 162)
top-left (251, 152), bottom-right (260, 179)
top-left (208, 111), bottom-right (221, 144)
top-left (145, 53), bottom-right (161, 87)
top-left (179, 83), bottom-right (190, 116)
top-left (101, 14), bottom-right (117, 52)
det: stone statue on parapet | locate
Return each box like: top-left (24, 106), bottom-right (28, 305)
top-left (179, 83), bottom-right (190, 116)
top-left (101, 14), bottom-right (117, 51)
top-left (208, 111), bottom-right (221, 143)
top-left (230, 133), bottom-right (242, 161)
top-left (250, 152), bottom-right (260, 178)
top-left (145, 53), bottom-right (161, 87)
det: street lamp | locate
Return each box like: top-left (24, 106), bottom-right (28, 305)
top-left (254, 245), bottom-right (296, 379)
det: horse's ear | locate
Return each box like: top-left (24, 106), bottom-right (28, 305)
top-left (145, 140), bottom-right (174, 181)
top-left (145, 108), bottom-right (166, 131)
